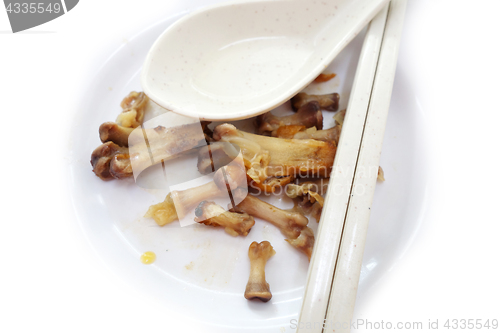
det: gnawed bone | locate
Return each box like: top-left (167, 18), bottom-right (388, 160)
top-left (252, 175), bottom-right (294, 194)
top-left (99, 117), bottom-right (212, 149)
top-left (286, 178), bottom-right (329, 223)
top-left (244, 241), bottom-right (275, 302)
top-left (274, 104), bottom-right (344, 142)
top-left (291, 92), bottom-right (340, 112)
top-left (276, 124), bottom-right (341, 144)
top-left (90, 142), bottom-right (130, 180)
top-left (285, 227), bottom-right (315, 260)
top-left (99, 122), bottom-right (134, 147)
top-left (91, 91), bottom-right (148, 180)
top-left (333, 109), bottom-right (346, 126)
top-left (235, 194), bottom-right (308, 239)
top-left (194, 201), bottom-right (255, 236)
top-left (285, 179), bottom-right (329, 206)
top-left (92, 89), bottom-right (212, 181)
top-left (129, 122), bottom-right (208, 175)
top-left (197, 142), bottom-right (295, 193)
top-left (197, 141), bottom-right (241, 175)
top-left (145, 163), bottom-right (247, 226)
top-left (212, 123), bottom-right (336, 185)
top-left (92, 122), bottom-right (209, 180)
top-left (256, 101), bottom-right (323, 136)
top-left (115, 91), bottom-right (149, 128)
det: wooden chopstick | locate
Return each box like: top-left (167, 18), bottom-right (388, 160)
top-left (296, 6), bottom-right (390, 333)
top-left (323, 1), bottom-right (407, 331)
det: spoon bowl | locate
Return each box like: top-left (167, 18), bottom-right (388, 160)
top-left (141, 0), bottom-right (389, 120)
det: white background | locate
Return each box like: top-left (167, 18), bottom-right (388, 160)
top-left (1, 0), bottom-right (499, 332)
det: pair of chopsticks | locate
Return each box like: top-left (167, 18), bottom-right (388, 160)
top-left (297, 1), bottom-right (407, 332)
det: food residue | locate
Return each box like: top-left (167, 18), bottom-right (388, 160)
top-left (185, 261), bottom-right (194, 270)
top-left (90, 74), bottom-right (386, 302)
top-left (140, 251), bottom-right (156, 264)
top-left (377, 166), bottom-right (385, 182)
top-left (314, 73), bottom-right (336, 83)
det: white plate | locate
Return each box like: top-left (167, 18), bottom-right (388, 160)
top-left (67, 8), bottom-right (428, 333)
